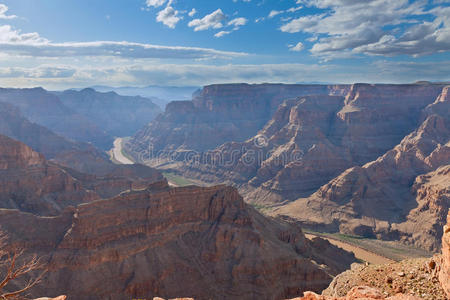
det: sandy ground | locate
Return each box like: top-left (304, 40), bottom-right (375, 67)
top-left (305, 234), bottom-right (394, 265)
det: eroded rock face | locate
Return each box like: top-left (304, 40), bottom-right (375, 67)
top-left (439, 210), bottom-right (450, 298)
top-left (275, 111), bottom-right (450, 251)
top-left (0, 134), bottom-right (164, 216)
top-left (1, 184), bottom-right (355, 300)
top-left (176, 84), bottom-right (446, 207)
top-left (126, 83), bottom-right (350, 159)
top-left (0, 135), bottom-right (98, 215)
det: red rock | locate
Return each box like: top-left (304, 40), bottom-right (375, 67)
top-left (439, 210), bottom-right (450, 298)
top-left (0, 134), bottom-right (164, 216)
top-left (0, 184), bottom-right (355, 299)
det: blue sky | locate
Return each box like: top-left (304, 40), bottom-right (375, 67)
top-left (0, 0), bottom-right (449, 89)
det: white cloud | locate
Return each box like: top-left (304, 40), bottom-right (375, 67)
top-left (268, 10), bottom-right (283, 18)
top-left (279, 0), bottom-right (450, 58)
top-left (215, 31), bottom-right (231, 38)
top-left (228, 17), bottom-right (247, 27)
top-left (289, 42), bottom-right (304, 51)
top-left (188, 8), bottom-right (197, 17)
top-left (188, 9), bottom-right (226, 31)
top-left (0, 65), bottom-right (75, 78)
top-left (0, 25), bottom-right (48, 44)
top-left (156, 5), bottom-right (181, 28)
top-left (7, 60), bottom-right (450, 90)
top-left (0, 4), bottom-right (16, 19)
top-left (268, 6), bottom-right (302, 18)
top-left (0, 25), bottom-right (246, 59)
top-left (146, 0), bottom-right (166, 8)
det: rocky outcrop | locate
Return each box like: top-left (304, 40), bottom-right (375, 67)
top-left (0, 101), bottom-right (110, 169)
top-left (275, 111), bottom-right (449, 251)
top-left (126, 83), bottom-right (350, 159)
top-left (439, 210), bottom-right (450, 298)
top-left (0, 134), bottom-right (164, 216)
top-left (0, 87), bottom-right (113, 149)
top-left (0, 135), bottom-right (98, 215)
top-left (56, 88), bottom-right (161, 138)
top-left (174, 83), bottom-right (446, 206)
top-left (290, 286), bottom-right (421, 299)
top-left (1, 184), bottom-right (356, 300)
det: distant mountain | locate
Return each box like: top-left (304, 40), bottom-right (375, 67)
top-left (0, 87), bottom-right (113, 149)
top-left (90, 85), bottom-right (199, 109)
top-left (55, 88), bottom-right (161, 138)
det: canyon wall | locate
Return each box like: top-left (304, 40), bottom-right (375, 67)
top-left (1, 184), bottom-right (355, 300)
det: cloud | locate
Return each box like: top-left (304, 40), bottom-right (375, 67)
top-left (156, 5), bottom-right (181, 28)
top-left (289, 42), bottom-right (304, 51)
top-left (268, 6), bottom-right (302, 18)
top-left (268, 10), bottom-right (283, 18)
top-left (188, 9), bottom-right (226, 31)
top-left (0, 25), bottom-right (246, 59)
top-left (0, 25), bottom-right (48, 44)
top-left (280, 0), bottom-right (450, 58)
top-left (228, 17), bottom-right (247, 27)
top-left (0, 4), bottom-right (16, 19)
top-left (188, 8), bottom-right (197, 17)
top-left (7, 59), bottom-right (450, 90)
top-left (0, 65), bottom-right (76, 78)
top-left (214, 31), bottom-right (231, 38)
top-left (146, 0), bottom-right (166, 8)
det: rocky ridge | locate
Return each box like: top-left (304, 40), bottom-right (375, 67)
top-left (275, 86), bottom-right (450, 251)
top-left (1, 184), bottom-right (355, 300)
top-left (0, 134), bottom-right (164, 216)
top-left (126, 83), bottom-right (351, 159)
top-left (56, 88), bottom-right (161, 138)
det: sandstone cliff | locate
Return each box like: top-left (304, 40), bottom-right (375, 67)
top-left (178, 83), bottom-right (446, 207)
top-left (275, 111), bottom-right (449, 251)
top-left (125, 83), bottom-right (350, 159)
top-left (0, 134), bottom-right (164, 216)
top-left (0, 184), bottom-right (355, 300)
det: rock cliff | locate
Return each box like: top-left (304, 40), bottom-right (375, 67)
top-left (275, 112), bottom-right (449, 251)
top-left (0, 184), bottom-right (355, 300)
top-left (0, 134), bottom-right (164, 216)
top-left (177, 84), bottom-right (446, 206)
top-left (125, 83), bottom-right (350, 159)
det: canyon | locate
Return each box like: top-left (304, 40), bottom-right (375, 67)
top-left (125, 82), bottom-right (449, 252)
top-left (0, 82), bottom-right (448, 299)
top-left (0, 134), bottom-right (355, 299)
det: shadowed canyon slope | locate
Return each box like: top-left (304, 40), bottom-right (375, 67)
top-left (56, 88), bottom-right (161, 138)
top-left (0, 87), bottom-right (113, 149)
top-left (0, 87), bottom-right (161, 150)
top-left (0, 134), bottom-right (163, 216)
